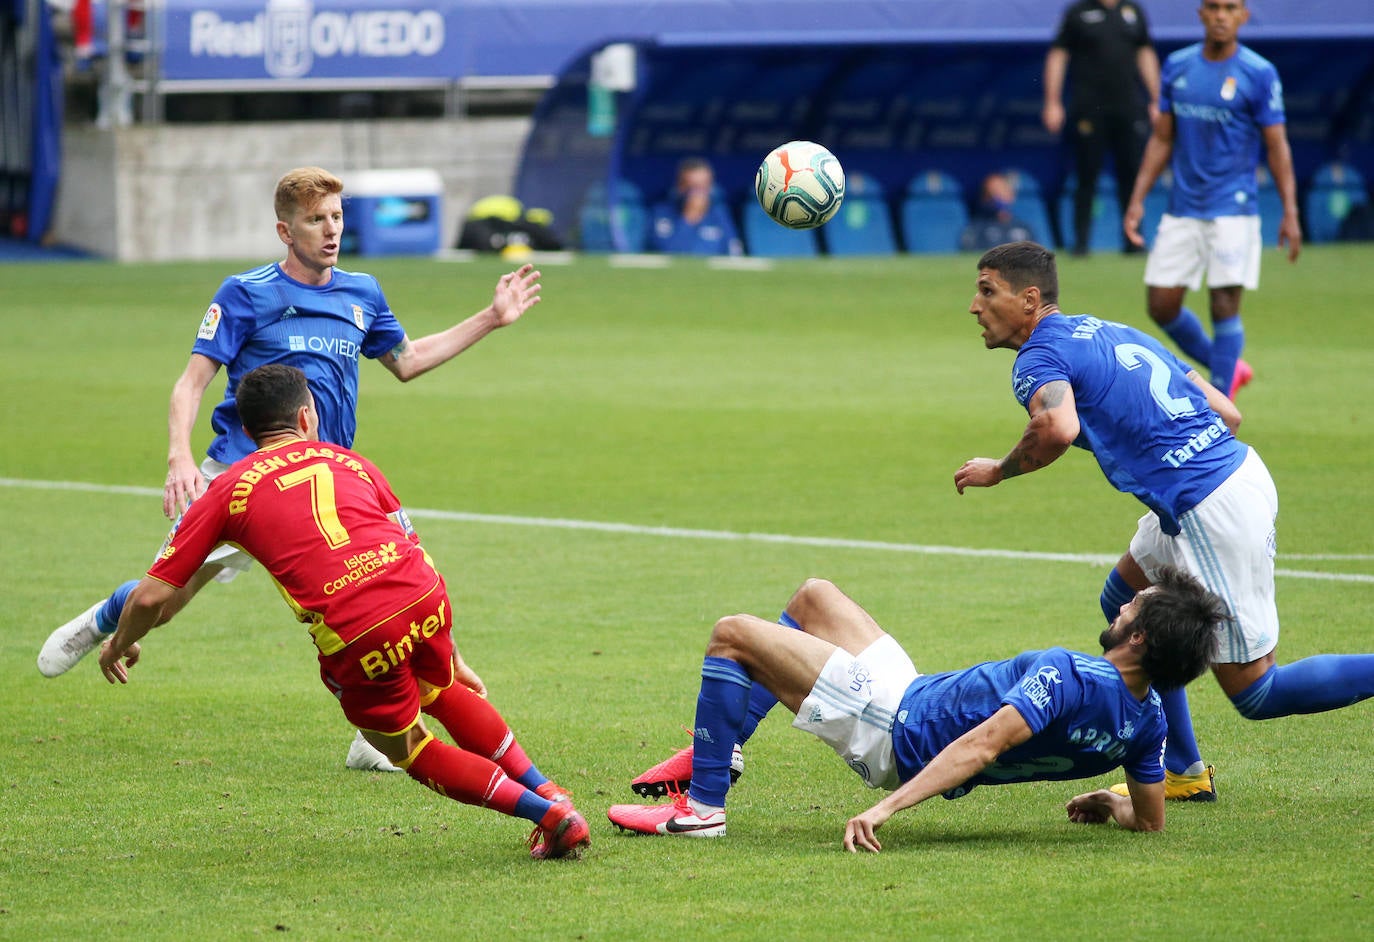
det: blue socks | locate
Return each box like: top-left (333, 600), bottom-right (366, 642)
top-left (1100, 568), bottom-right (1134, 624)
top-left (1158, 686), bottom-right (1205, 774)
top-left (1210, 317), bottom-right (1245, 394)
top-left (690, 656), bottom-right (752, 807)
top-left (514, 767), bottom-right (550, 791)
top-left (1159, 304), bottom-right (1247, 389)
top-left (96, 580), bottom-right (140, 634)
top-left (1160, 307), bottom-right (1246, 392)
top-left (737, 611), bottom-right (799, 742)
top-left (513, 790), bottom-right (554, 824)
top-left (690, 612), bottom-right (803, 805)
top-left (1230, 656), bottom-right (1374, 720)
top-left (1161, 306), bottom-right (1213, 365)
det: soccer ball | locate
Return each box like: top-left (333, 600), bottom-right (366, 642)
top-left (754, 141), bottom-right (846, 230)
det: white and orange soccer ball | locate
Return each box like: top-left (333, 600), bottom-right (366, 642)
top-left (754, 140), bottom-right (846, 230)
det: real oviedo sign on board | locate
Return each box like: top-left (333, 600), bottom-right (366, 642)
top-left (162, 0), bottom-right (453, 82)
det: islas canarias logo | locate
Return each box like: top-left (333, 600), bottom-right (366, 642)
top-left (189, 0), bottom-right (446, 79)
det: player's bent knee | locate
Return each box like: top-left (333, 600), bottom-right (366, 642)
top-left (787, 577), bottom-right (839, 622)
top-left (1227, 671), bottom-right (1281, 720)
top-left (1229, 693), bottom-right (1278, 721)
top-left (1231, 700), bottom-right (1271, 721)
top-left (706, 615), bottom-right (751, 657)
top-left (706, 613), bottom-right (786, 663)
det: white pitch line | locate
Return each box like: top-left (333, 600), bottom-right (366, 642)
top-left (3, 476), bottom-right (1372, 584)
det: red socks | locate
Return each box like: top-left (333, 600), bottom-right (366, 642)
top-left (404, 735), bottom-right (534, 819)
top-left (421, 683), bottom-right (535, 780)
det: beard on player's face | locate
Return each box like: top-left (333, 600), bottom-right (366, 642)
top-left (1099, 615), bottom-right (1133, 653)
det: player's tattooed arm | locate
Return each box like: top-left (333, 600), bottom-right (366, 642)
top-left (954, 381), bottom-right (1077, 494)
top-left (999, 380), bottom-right (1076, 480)
top-left (386, 337), bottom-right (411, 363)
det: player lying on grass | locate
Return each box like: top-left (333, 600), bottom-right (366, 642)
top-left (609, 573), bottom-right (1221, 851)
top-left (957, 240), bottom-right (1374, 803)
top-left (97, 364), bottom-right (589, 861)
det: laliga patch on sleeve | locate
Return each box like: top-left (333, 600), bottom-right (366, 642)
top-left (198, 303), bottom-right (223, 340)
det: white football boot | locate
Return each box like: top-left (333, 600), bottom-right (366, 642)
top-left (38, 601), bottom-right (107, 677)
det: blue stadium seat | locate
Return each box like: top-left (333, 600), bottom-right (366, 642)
top-left (578, 179), bottom-right (649, 252)
top-left (1304, 161), bottom-right (1369, 243)
top-left (1254, 167), bottom-right (1286, 244)
top-left (1000, 168), bottom-right (1052, 247)
top-left (824, 172), bottom-right (897, 256)
top-left (1057, 173), bottom-right (1123, 252)
top-left (901, 170), bottom-right (968, 253)
top-left (740, 198), bottom-right (819, 257)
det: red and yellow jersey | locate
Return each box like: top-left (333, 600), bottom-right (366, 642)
top-left (148, 440), bottom-right (440, 655)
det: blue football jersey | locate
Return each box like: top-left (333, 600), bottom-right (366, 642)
top-left (647, 201), bottom-right (742, 256)
top-left (890, 648), bottom-right (1167, 796)
top-left (192, 263), bottom-right (407, 463)
top-left (1013, 314), bottom-right (1247, 535)
top-left (1161, 43), bottom-right (1285, 218)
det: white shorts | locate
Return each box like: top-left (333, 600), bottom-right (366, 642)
top-left (152, 457), bottom-right (254, 584)
top-left (792, 634), bottom-right (918, 790)
top-left (1144, 214), bottom-right (1261, 291)
top-left (1129, 447), bottom-right (1279, 663)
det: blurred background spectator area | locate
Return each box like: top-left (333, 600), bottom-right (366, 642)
top-left (6, 0), bottom-right (1373, 257)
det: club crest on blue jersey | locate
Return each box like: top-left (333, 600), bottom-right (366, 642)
top-left (352, 304), bottom-right (365, 330)
top-left (1021, 666), bottom-right (1063, 709)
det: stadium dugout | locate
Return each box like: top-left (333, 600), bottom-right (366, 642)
top-left (512, 4), bottom-right (1374, 254)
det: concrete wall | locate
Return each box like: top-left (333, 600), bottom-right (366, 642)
top-left (53, 117), bottom-right (532, 262)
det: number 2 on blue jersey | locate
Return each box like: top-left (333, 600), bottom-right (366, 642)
top-left (1114, 343), bottom-right (1197, 419)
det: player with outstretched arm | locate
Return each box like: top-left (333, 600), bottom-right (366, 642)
top-left (955, 240), bottom-right (1374, 801)
top-left (98, 364), bottom-right (589, 860)
top-left (40, 166), bottom-right (541, 772)
top-left (609, 571), bottom-right (1222, 849)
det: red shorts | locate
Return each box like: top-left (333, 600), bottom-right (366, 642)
top-left (318, 583), bottom-right (455, 734)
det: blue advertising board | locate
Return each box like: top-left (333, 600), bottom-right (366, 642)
top-left (160, 0), bottom-right (456, 84)
top-left (156, 0), bottom-right (1374, 85)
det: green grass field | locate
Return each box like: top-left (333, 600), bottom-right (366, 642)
top-left (2, 246), bottom-right (1371, 939)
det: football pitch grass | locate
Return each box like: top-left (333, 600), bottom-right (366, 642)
top-left (2, 247), bottom-right (1371, 939)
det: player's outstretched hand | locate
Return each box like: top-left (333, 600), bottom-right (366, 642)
top-left (843, 807), bottom-right (890, 853)
top-left (98, 640), bottom-right (141, 685)
top-left (954, 458), bottom-right (1003, 494)
top-left (164, 454), bottom-right (209, 519)
top-left (490, 264), bottom-right (542, 327)
top-left (1065, 789), bottom-right (1117, 825)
